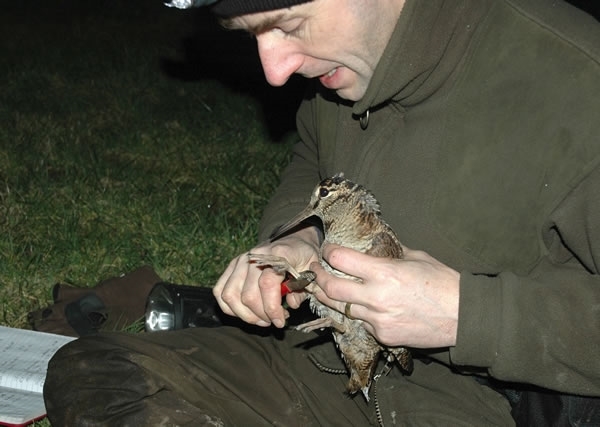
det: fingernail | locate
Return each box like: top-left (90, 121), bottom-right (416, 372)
top-left (256, 320), bottom-right (270, 327)
top-left (273, 319), bottom-right (284, 328)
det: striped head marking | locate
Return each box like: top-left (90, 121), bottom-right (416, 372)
top-left (310, 173), bottom-right (380, 216)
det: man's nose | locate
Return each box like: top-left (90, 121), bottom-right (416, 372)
top-left (256, 34), bottom-right (302, 87)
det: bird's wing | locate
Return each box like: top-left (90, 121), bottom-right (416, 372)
top-left (366, 231), bottom-right (403, 259)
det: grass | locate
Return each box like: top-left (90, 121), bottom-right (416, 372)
top-left (0, 0), bottom-right (304, 329)
top-left (0, 2), bottom-right (305, 424)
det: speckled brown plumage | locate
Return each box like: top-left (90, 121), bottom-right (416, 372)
top-left (249, 173), bottom-right (413, 401)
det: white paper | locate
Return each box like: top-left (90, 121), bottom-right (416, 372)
top-left (0, 327), bottom-right (75, 425)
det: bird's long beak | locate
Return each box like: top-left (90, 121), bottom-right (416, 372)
top-left (269, 207), bottom-right (315, 241)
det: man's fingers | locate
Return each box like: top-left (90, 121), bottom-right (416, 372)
top-left (213, 258), bottom-right (238, 316)
top-left (310, 261), bottom-right (366, 306)
top-left (215, 254), bottom-right (272, 326)
top-left (321, 244), bottom-right (380, 280)
top-left (309, 270), bottom-right (369, 321)
top-left (257, 268), bottom-right (287, 327)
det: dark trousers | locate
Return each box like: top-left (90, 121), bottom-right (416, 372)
top-left (496, 384), bottom-right (600, 426)
top-left (44, 325), bottom-right (600, 426)
top-left (44, 326), bottom-right (518, 426)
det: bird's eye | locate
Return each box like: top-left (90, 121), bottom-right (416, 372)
top-left (319, 187), bottom-right (329, 198)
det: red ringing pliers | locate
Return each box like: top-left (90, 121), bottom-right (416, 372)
top-left (280, 273), bottom-right (313, 296)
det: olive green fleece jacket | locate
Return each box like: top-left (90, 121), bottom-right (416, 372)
top-left (259, 0), bottom-right (600, 396)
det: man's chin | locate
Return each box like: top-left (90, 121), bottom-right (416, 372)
top-left (333, 87), bottom-right (365, 102)
top-left (333, 78), bottom-right (367, 102)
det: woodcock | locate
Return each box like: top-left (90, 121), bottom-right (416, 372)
top-left (248, 173), bottom-right (413, 401)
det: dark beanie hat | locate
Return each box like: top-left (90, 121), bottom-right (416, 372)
top-left (212, 0), bottom-right (313, 17)
top-left (164, 0), bottom-right (312, 17)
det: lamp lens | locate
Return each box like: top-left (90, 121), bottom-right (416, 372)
top-left (145, 284), bottom-right (175, 332)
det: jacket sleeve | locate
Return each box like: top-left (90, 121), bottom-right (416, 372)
top-left (449, 163), bottom-right (600, 396)
top-left (258, 93), bottom-right (321, 241)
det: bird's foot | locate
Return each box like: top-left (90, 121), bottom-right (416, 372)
top-left (247, 253), bottom-right (296, 275)
top-left (296, 316), bottom-right (346, 333)
top-left (247, 253), bottom-right (316, 292)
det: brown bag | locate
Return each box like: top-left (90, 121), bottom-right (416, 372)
top-left (28, 265), bottom-right (161, 337)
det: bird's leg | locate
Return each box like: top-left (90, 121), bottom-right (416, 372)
top-left (296, 317), bottom-right (346, 334)
top-left (247, 253), bottom-right (316, 292)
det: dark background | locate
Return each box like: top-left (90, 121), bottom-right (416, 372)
top-left (567, 0), bottom-right (599, 19)
top-left (160, 0), bottom-right (598, 137)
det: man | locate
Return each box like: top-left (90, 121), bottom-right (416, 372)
top-left (45, 0), bottom-right (600, 425)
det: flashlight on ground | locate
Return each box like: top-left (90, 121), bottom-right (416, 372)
top-left (145, 283), bottom-right (221, 332)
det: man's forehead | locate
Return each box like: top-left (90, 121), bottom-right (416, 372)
top-left (225, 9), bottom-right (300, 34)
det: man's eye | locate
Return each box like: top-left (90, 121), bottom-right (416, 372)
top-left (270, 26), bottom-right (297, 37)
top-left (276, 26), bottom-right (299, 36)
top-left (277, 19), bottom-right (304, 37)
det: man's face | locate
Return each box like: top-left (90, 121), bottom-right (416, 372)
top-left (226, 0), bottom-right (404, 101)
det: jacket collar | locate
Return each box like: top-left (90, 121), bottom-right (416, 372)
top-left (352, 0), bottom-right (490, 117)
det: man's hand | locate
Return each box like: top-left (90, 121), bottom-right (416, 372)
top-left (213, 227), bottom-right (320, 328)
top-left (310, 244), bottom-right (460, 348)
